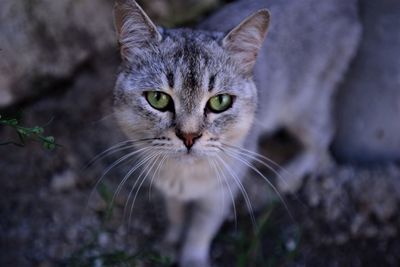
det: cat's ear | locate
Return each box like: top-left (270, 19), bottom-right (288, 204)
top-left (114, 0), bottom-right (162, 61)
top-left (222, 9), bottom-right (270, 75)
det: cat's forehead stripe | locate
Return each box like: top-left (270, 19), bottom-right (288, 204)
top-left (208, 75), bottom-right (216, 92)
top-left (182, 39), bottom-right (203, 93)
top-left (167, 72), bottom-right (174, 88)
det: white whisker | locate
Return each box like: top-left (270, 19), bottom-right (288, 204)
top-left (111, 150), bottom-right (159, 211)
top-left (222, 142), bottom-right (292, 176)
top-left (87, 146), bottom-right (153, 208)
top-left (206, 157), bottom-right (226, 220)
top-left (215, 154), bottom-right (257, 231)
top-left (148, 152), bottom-right (169, 201)
top-left (123, 151), bottom-right (159, 221)
top-left (209, 156), bottom-right (238, 230)
top-left (222, 146), bottom-right (292, 191)
top-left (129, 152), bottom-right (163, 224)
top-left (223, 149), bottom-right (295, 221)
top-left (85, 138), bottom-right (155, 168)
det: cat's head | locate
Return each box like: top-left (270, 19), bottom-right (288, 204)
top-left (113, 0), bottom-right (269, 159)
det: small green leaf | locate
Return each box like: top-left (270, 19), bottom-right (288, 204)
top-left (17, 128), bottom-right (31, 137)
top-left (44, 136), bottom-right (55, 143)
top-left (8, 119), bottom-right (18, 126)
top-left (43, 142), bottom-right (56, 150)
top-left (17, 131), bottom-right (26, 144)
top-left (43, 136), bottom-right (56, 150)
top-left (32, 126), bottom-right (44, 134)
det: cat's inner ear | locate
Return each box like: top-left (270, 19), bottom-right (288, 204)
top-left (222, 9), bottom-right (270, 75)
top-left (114, 0), bottom-right (162, 60)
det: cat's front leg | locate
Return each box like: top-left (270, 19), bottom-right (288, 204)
top-left (180, 189), bottom-right (231, 267)
top-left (160, 196), bottom-right (185, 262)
top-left (278, 113), bottom-right (335, 193)
top-left (277, 148), bottom-right (331, 192)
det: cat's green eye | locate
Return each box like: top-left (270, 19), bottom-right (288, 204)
top-left (145, 91), bottom-right (172, 111)
top-left (208, 94), bottom-right (233, 113)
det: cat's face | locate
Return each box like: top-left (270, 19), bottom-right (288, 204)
top-left (113, 0), bottom-right (269, 160)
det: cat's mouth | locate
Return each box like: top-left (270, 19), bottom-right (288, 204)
top-left (178, 148), bottom-right (201, 156)
top-left (171, 147), bottom-right (215, 160)
top-left (164, 151), bottom-right (202, 164)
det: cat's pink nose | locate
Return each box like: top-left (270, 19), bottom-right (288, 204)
top-left (175, 131), bottom-right (202, 150)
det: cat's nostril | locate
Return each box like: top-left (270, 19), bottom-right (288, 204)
top-left (175, 131), bottom-right (202, 149)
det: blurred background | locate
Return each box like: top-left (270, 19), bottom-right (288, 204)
top-left (0, 0), bottom-right (399, 266)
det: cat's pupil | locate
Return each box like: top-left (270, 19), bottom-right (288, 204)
top-left (155, 92), bottom-right (161, 101)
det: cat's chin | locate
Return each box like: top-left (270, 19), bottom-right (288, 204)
top-left (169, 148), bottom-right (213, 162)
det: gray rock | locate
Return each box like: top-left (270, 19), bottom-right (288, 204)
top-left (333, 0), bottom-right (400, 163)
top-left (0, 0), bottom-right (221, 108)
top-left (0, 0), bottom-right (115, 107)
top-left (50, 170), bottom-right (77, 192)
top-left (302, 164), bottom-right (400, 243)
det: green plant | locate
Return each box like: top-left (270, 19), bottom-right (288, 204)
top-left (67, 181), bottom-right (172, 267)
top-left (0, 114), bottom-right (59, 150)
top-left (68, 247), bottom-right (172, 267)
top-left (216, 201), bottom-right (302, 267)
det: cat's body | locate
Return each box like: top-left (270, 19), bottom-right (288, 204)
top-left (112, 0), bottom-right (360, 266)
top-left (201, 0), bottom-right (361, 191)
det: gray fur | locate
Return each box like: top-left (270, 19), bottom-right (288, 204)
top-left (113, 0), bottom-right (361, 266)
top-left (201, 0), bottom-right (361, 191)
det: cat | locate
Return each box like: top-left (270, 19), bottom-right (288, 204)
top-left (112, 0), bottom-right (360, 266)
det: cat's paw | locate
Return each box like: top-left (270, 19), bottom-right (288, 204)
top-left (277, 150), bottom-right (335, 193)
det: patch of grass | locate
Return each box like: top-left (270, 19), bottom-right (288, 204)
top-left (218, 201), bottom-right (302, 267)
top-left (67, 223), bottom-right (172, 267)
top-left (68, 182), bottom-right (172, 267)
top-left (68, 247), bottom-right (172, 267)
top-left (97, 181), bottom-right (116, 221)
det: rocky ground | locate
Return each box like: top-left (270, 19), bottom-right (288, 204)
top-left (1, 70), bottom-right (399, 265)
top-left (1, 0), bottom-right (400, 266)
